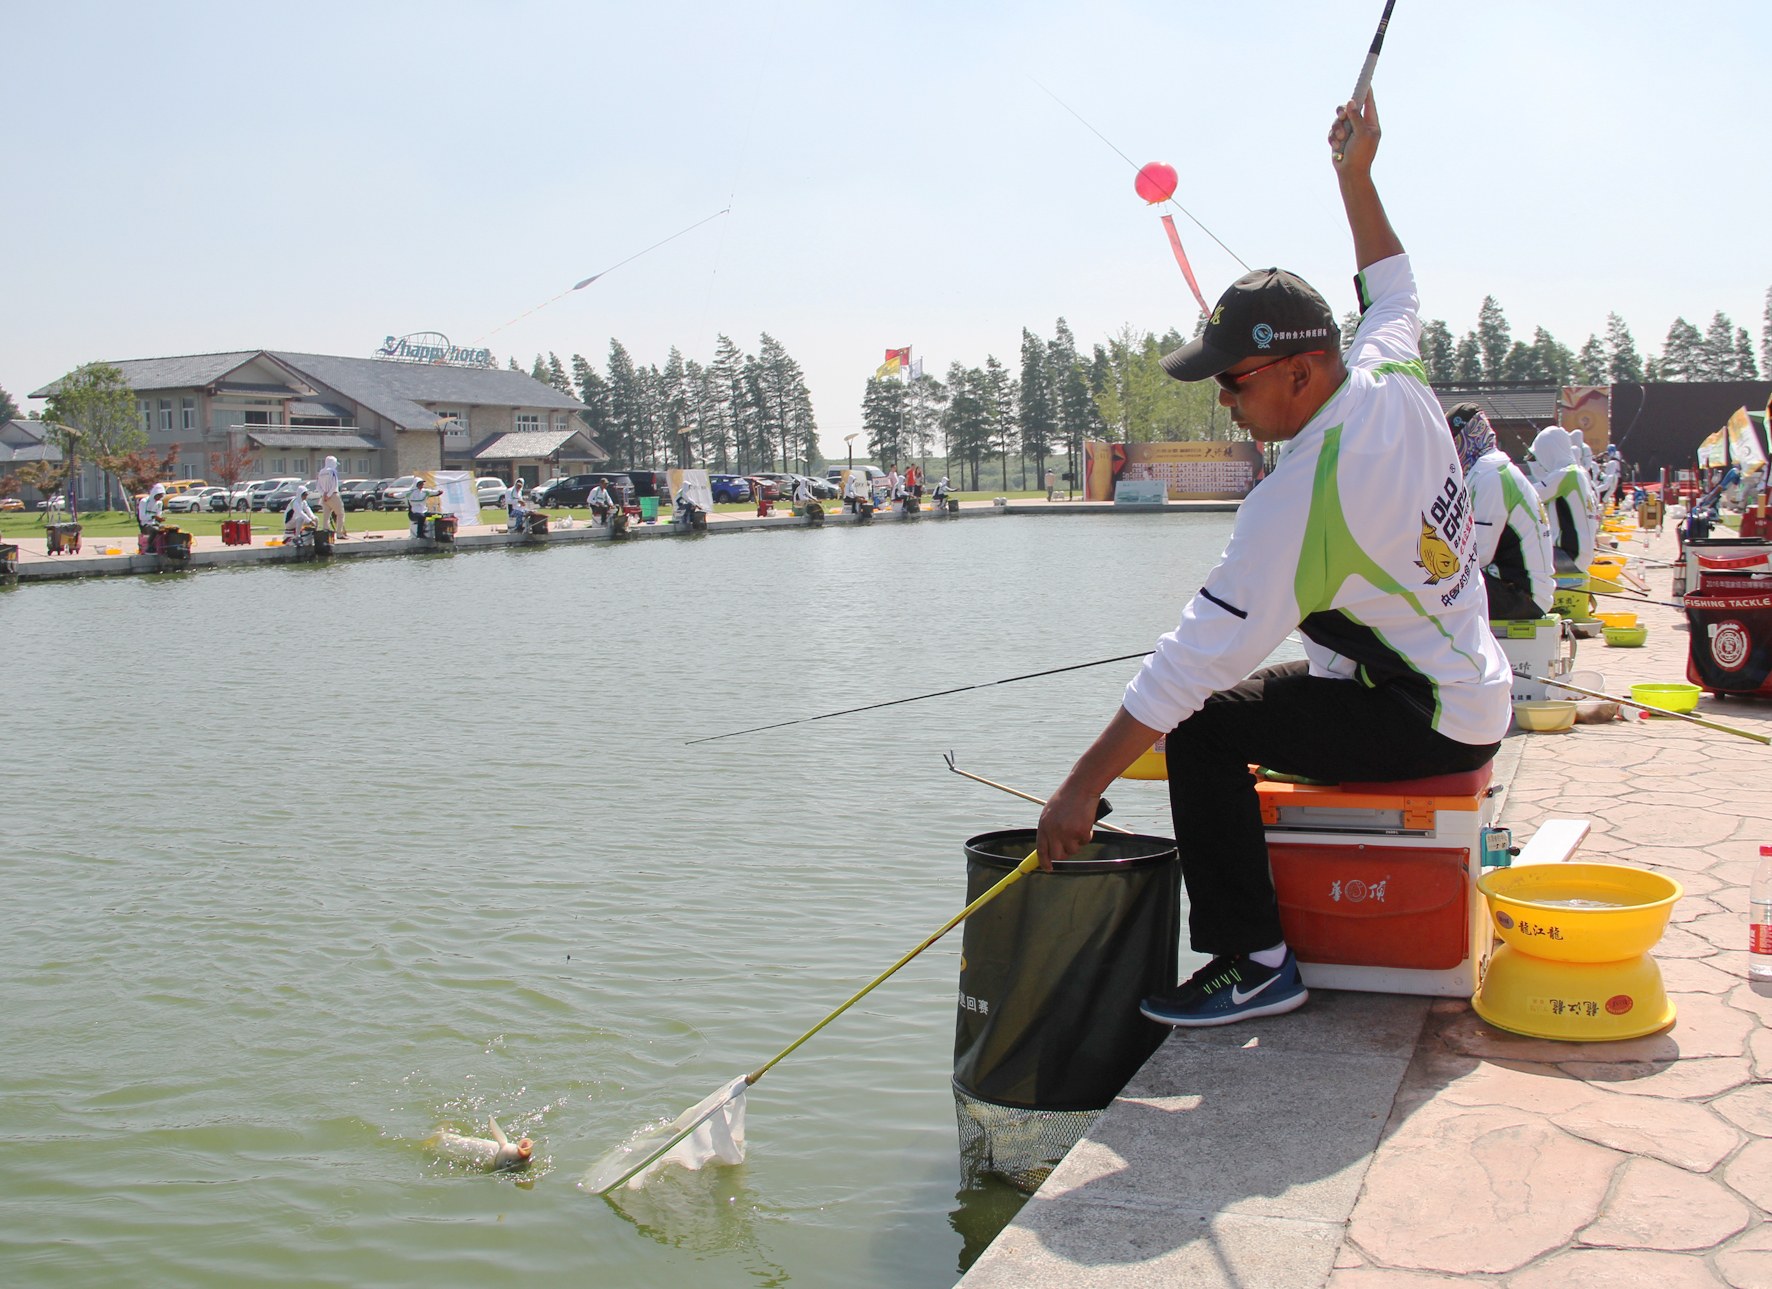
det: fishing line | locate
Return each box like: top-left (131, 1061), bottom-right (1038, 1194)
top-left (476, 207), bottom-right (733, 343)
top-left (1028, 76), bottom-right (1249, 271)
top-left (686, 650), bottom-right (1152, 745)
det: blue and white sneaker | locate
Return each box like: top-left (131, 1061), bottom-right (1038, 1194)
top-left (1139, 951), bottom-right (1308, 1027)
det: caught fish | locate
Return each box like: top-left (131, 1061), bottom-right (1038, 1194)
top-left (425, 1115), bottom-right (534, 1171)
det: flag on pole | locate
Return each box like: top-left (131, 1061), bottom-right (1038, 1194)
top-left (875, 346), bottom-right (912, 380)
top-left (910, 357), bottom-right (923, 380)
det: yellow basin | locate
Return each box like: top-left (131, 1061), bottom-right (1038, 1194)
top-left (1630, 682), bottom-right (1700, 714)
top-left (1477, 862), bottom-right (1682, 963)
top-left (1473, 944), bottom-right (1675, 1041)
top-left (1513, 700), bottom-right (1577, 732)
top-left (1594, 611), bottom-right (1638, 630)
top-left (1122, 745), bottom-right (1168, 780)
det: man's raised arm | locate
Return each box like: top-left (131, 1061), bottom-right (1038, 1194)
top-left (1329, 89), bottom-right (1403, 272)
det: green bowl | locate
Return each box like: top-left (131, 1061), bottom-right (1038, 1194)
top-left (1603, 625), bottom-right (1648, 647)
top-left (1630, 682), bottom-right (1700, 714)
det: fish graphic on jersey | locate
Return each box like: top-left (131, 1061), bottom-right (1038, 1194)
top-left (1415, 518), bottom-right (1461, 585)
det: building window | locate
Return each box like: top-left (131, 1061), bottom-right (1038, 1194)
top-left (273, 458), bottom-right (286, 473)
top-left (515, 413), bottom-right (540, 432)
top-left (181, 397), bottom-right (196, 431)
top-left (292, 457), bottom-right (307, 474)
top-left (356, 459), bottom-right (369, 474)
top-left (139, 399), bottom-right (152, 433)
top-left (158, 399), bottom-right (173, 431)
top-left (244, 411), bottom-right (271, 426)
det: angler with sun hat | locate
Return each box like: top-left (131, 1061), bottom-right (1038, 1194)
top-left (1036, 88), bottom-right (1512, 1028)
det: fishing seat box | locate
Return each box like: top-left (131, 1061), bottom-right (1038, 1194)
top-left (1685, 571), bottom-right (1772, 698)
top-left (1490, 616), bottom-right (1572, 701)
top-left (1256, 764), bottom-right (1497, 997)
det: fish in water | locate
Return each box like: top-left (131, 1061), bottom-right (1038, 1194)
top-left (426, 1115), bottom-right (534, 1171)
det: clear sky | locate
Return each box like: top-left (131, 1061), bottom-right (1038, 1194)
top-left (4, 0), bottom-right (1767, 459)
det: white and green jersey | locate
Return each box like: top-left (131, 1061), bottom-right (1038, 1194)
top-left (1527, 426), bottom-right (1598, 570)
top-left (1468, 448), bottom-right (1556, 613)
top-left (1123, 254), bottom-right (1512, 746)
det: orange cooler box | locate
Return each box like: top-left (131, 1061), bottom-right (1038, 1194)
top-left (1255, 766), bottom-right (1497, 997)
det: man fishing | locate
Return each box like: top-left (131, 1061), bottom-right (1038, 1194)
top-left (1446, 403), bottom-right (1555, 620)
top-left (1036, 90), bottom-right (1512, 1027)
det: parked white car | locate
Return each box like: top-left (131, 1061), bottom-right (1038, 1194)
top-left (475, 476), bottom-right (512, 505)
top-left (166, 486), bottom-right (230, 514)
top-left (231, 480), bottom-right (265, 511)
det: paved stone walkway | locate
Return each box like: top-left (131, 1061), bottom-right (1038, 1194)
top-left (961, 516), bottom-right (1772, 1288)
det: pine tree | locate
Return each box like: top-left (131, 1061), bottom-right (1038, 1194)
top-left (1761, 286), bottom-right (1772, 378)
top-left (546, 353), bottom-right (572, 395)
top-left (861, 375), bottom-right (907, 467)
top-left (605, 340), bottom-right (640, 464)
top-left (1574, 335), bottom-right (1608, 385)
top-left (1701, 312), bottom-right (1736, 380)
top-left (1734, 327), bottom-right (1759, 380)
top-left (1660, 317), bottom-right (1704, 381)
top-left (982, 355), bottom-right (1017, 489)
top-left (1017, 328), bottom-right (1056, 482)
top-left (530, 355), bottom-right (547, 383)
top-left (1529, 327), bottom-right (1574, 386)
top-left (1420, 320), bottom-right (1455, 383)
top-left (1453, 331), bottom-right (1483, 382)
top-left (1476, 297), bottom-right (1511, 379)
top-left (1605, 313), bottom-right (1644, 383)
top-left (0, 383), bottom-right (19, 422)
top-left (706, 335), bottom-right (745, 472)
top-left (507, 357), bottom-right (522, 372)
top-left (1338, 309), bottom-right (1361, 355)
top-left (941, 363), bottom-right (991, 490)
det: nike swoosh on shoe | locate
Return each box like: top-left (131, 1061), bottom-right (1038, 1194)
top-left (1230, 976), bottom-right (1279, 1005)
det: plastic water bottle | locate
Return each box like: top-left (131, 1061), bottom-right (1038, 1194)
top-left (1752, 845), bottom-right (1772, 983)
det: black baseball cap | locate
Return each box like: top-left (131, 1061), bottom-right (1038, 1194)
top-left (1160, 268), bottom-right (1337, 382)
top-left (1446, 402), bottom-right (1484, 432)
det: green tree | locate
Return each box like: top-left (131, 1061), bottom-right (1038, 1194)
top-left (1420, 320), bottom-right (1455, 383)
top-left (982, 355), bottom-right (1017, 489)
top-left (1453, 331), bottom-right (1483, 382)
top-left (861, 375), bottom-right (907, 467)
top-left (1338, 309), bottom-right (1361, 355)
top-left (1660, 317), bottom-right (1704, 381)
top-left (941, 363), bottom-right (991, 489)
top-left (507, 357), bottom-right (522, 372)
top-left (1048, 318), bottom-right (1099, 493)
top-left (43, 361), bottom-right (142, 512)
top-left (544, 353), bottom-right (571, 395)
top-left (1017, 328), bottom-right (1056, 482)
top-left (1700, 312), bottom-right (1736, 380)
top-left (605, 340), bottom-right (641, 464)
top-left (1605, 313), bottom-right (1644, 383)
top-left (1476, 297), bottom-right (1511, 379)
top-left (530, 355), bottom-right (548, 383)
top-left (0, 382), bottom-right (19, 422)
top-left (904, 369), bottom-right (947, 471)
top-left (1762, 286), bottom-right (1772, 378)
top-left (1574, 334), bottom-right (1608, 385)
top-left (1735, 327), bottom-right (1759, 380)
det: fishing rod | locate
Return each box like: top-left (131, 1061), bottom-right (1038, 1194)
top-left (1538, 677), bottom-right (1769, 746)
top-left (1587, 586), bottom-right (1686, 611)
top-left (1330, 0), bottom-right (1398, 162)
top-left (685, 651), bottom-right (1152, 746)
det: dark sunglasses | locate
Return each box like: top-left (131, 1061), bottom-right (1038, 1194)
top-left (1214, 350), bottom-right (1325, 393)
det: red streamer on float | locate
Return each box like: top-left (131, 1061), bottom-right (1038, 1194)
top-left (1160, 214), bottom-right (1211, 317)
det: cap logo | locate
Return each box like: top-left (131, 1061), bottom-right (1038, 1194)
top-left (1210, 305), bottom-right (1225, 325)
top-left (1252, 323), bottom-right (1274, 350)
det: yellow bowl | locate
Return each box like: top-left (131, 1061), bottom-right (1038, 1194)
top-left (1603, 625), bottom-right (1648, 647)
top-left (1594, 611), bottom-right (1638, 630)
top-left (1477, 862), bottom-right (1682, 962)
top-left (1473, 943), bottom-right (1675, 1041)
top-left (1512, 700), bottom-right (1577, 732)
top-left (1630, 682), bottom-right (1700, 714)
top-left (1121, 744), bottom-right (1168, 780)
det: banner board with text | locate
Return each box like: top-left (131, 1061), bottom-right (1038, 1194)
top-left (1085, 439), bottom-right (1263, 501)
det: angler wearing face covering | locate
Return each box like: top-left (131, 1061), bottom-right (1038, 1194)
top-left (137, 483), bottom-right (166, 532)
top-left (1446, 404), bottom-right (1555, 620)
top-left (283, 484), bottom-right (317, 547)
top-left (1527, 425), bottom-right (1598, 574)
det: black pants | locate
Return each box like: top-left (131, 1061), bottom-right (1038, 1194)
top-left (1163, 661), bottom-right (1499, 956)
top-left (1482, 569), bottom-right (1545, 620)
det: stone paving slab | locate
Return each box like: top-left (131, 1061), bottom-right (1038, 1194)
top-left (960, 518), bottom-right (1772, 1287)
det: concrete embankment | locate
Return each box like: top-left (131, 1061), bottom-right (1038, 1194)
top-left (959, 520), bottom-right (1772, 1288)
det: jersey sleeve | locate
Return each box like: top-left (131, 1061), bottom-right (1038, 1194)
top-left (1121, 467), bottom-right (1314, 732)
top-left (1346, 254), bottom-right (1422, 373)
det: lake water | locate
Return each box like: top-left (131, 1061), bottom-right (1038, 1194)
top-left (3, 512), bottom-right (1295, 1288)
